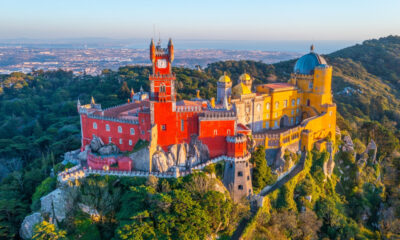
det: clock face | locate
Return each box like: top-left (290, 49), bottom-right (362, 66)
top-left (157, 59), bottom-right (167, 69)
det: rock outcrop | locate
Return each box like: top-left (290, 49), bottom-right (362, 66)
top-left (90, 135), bottom-right (104, 152)
top-left (129, 147), bottom-right (151, 171)
top-left (187, 135), bottom-right (209, 167)
top-left (19, 212), bottom-right (43, 240)
top-left (152, 146), bottom-right (174, 172)
top-left (97, 144), bottom-right (119, 155)
top-left (62, 149), bottom-right (80, 165)
top-left (342, 135), bottom-right (354, 153)
top-left (40, 188), bottom-right (68, 223)
top-left (323, 141), bottom-right (335, 177)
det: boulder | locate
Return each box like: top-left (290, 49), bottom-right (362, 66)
top-left (90, 135), bottom-right (104, 152)
top-left (40, 188), bottom-right (68, 223)
top-left (129, 147), bottom-right (151, 171)
top-left (152, 148), bottom-right (172, 172)
top-left (19, 212), bottom-right (43, 240)
top-left (98, 144), bottom-right (119, 155)
top-left (177, 144), bottom-right (188, 167)
top-left (77, 150), bottom-right (88, 161)
top-left (78, 203), bottom-right (99, 217)
top-left (188, 135), bottom-right (209, 165)
top-left (62, 149), bottom-right (80, 165)
top-left (342, 135), bottom-right (354, 153)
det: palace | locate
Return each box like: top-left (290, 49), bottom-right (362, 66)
top-left (78, 39), bottom-right (336, 200)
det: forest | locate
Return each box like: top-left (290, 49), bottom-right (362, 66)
top-left (0, 35), bottom-right (399, 239)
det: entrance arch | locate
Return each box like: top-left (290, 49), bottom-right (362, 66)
top-left (279, 115), bottom-right (289, 128)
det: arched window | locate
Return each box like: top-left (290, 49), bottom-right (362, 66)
top-left (257, 104), bottom-right (261, 112)
top-left (266, 103), bottom-right (270, 110)
top-left (118, 126), bottom-right (122, 133)
top-left (297, 98), bottom-right (300, 105)
top-left (106, 124), bottom-right (110, 131)
top-left (309, 81), bottom-right (313, 89)
top-left (291, 99), bottom-right (295, 106)
top-left (214, 129), bottom-right (218, 135)
top-left (93, 122), bottom-right (97, 129)
top-left (160, 84), bottom-right (166, 93)
top-left (119, 139), bottom-right (123, 144)
top-left (275, 101), bottom-right (279, 109)
top-left (283, 100), bottom-right (287, 108)
top-left (129, 140), bottom-right (133, 146)
top-left (130, 128), bottom-right (135, 135)
top-left (307, 99), bottom-right (311, 106)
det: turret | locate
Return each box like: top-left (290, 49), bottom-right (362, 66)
top-left (168, 38), bottom-right (174, 63)
top-left (150, 39), bottom-right (155, 63)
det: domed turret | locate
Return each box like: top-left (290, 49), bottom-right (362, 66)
top-left (219, 72), bottom-right (231, 83)
top-left (239, 72), bottom-right (252, 90)
top-left (293, 45), bottom-right (327, 75)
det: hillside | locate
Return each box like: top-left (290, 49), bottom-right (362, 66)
top-left (0, 36), bottom-right (399, 239)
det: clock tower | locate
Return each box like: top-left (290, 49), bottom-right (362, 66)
top-left (149, 38), bottom-right (176, 102)
top-left (149, 38), bottom-right (178, 149)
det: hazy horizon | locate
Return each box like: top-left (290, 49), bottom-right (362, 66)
top-left (1, 0), bottom-right (399, 43)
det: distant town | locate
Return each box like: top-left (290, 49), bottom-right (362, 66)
top-left (0, 45), bottom-right (301, 75)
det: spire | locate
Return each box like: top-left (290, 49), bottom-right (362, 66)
top-left (140, 86), bottom-right (144, 92)
top-left (130, 88), bottom-right (135, 98)
top-left (77, 98), bottom-right (81, 106)
top-left (91, 96), bottom-right (95, 105)
top-left (310, 44), bottom-right (315, 53)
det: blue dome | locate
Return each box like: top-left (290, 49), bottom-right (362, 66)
top-left (294, 52), bottom-right (327, 75)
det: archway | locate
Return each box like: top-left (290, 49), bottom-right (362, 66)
top-left (279, 115), bottom-right (289, 128)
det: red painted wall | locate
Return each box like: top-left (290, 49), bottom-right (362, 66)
top-left (81, 114), bottom-right (150, 152)
top-left (176, 111), bottom-right (200, 144)
top-left (152, 102), bottom-right (178, 151)
top-left (227, 141), bottom-right (246, 158)
top-left (199, 120), bottom-right (235, 158)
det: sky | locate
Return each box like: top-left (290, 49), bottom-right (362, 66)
top-left (0, 0), bottom-right (399, 51)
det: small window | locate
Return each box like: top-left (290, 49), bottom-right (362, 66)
top-left (329, 111), bottom-right (332, 116)
top-left (106, 124), bottom-right (110, 131)
top-left (266, 113), bottom-right (270, 119)
top-left (266, 103), bottom-right (270, 110)
top-left (119, 139), bottom-right (123, 144)
top-left (309, 81), bottom-right (313, 89)
top-left (142, 119), bottom-right (144, 123)
top-left (227, 129), bottom-right (231, 135)
top-left (291, 99), bottom-right (295, 106)
top-left (246, 162), bottom-right (248, 167)
top-left (291, 118), bottom-right (294, 125)
top-left (130, 128), bottom-right (135, 135)
top-left (238, 185), bottom-right (243, 190)
top-left (129, 140), bottom-right (132, 146)
top-left (238, 171), bottom-right (243, 177)
top-left (118, 126), bottom-right (122, 133)
top-left (93, 122), bottom-right (97, 129)
top-left (181, 119), bottom-right (184, 131)
top-left (297, 98), bottom-right (300, 105)
top-left (274, 120), bottom-right (278, 128)
top-left (141, 130), bottom-right (145, 135)
top-left (274, 112), bottom-right (278, 118)
top-left (265, 121), bottom-right (269, 129)
top-left (296, 108), bottom-right (299, 114)
top-left (108, 137), bottom-right (112, 143)
top-left (214, 129), bottom-right (218, 135)
top-left (283, 100), bottom-right (287, 108)
top-left (247, 176), bottom-right (250, 181)
top-left (257, 104), bottom-right (261, 112)
top-left (291, 110), bottom-right (294, 116)
top-left (161, 125), bottom-right (166, 131)
top-left (275, 101), bottom-right (279, 109)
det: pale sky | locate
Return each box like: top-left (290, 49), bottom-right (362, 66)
top-left (0, 0), bottom-right (399, 41)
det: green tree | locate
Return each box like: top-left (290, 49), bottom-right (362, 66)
top-left (250, 145), bottom-right (275, 192)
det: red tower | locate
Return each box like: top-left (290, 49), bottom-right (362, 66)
top-left (149, 38), bottom-right (175, 102)
top-left (149, 39), bottom-right (178, 149)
